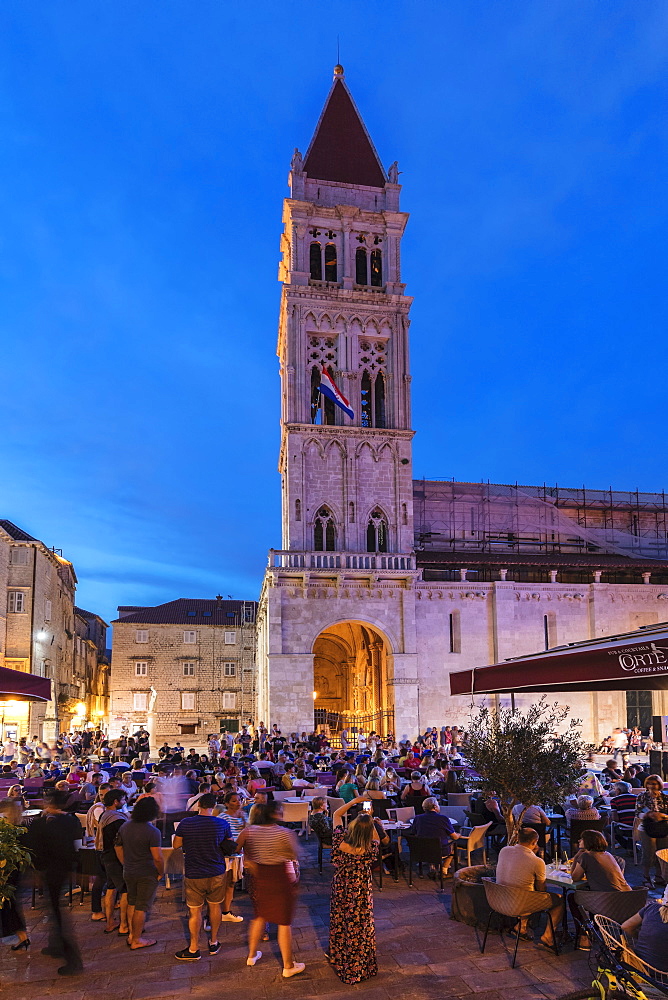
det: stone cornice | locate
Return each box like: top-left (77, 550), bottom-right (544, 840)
top-left (284, 286), bottom-right (412, 308)
top-left (282, 423), bottom-right (414, 440)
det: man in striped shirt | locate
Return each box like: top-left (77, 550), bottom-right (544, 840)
top-left (173, 794), bottom-right (242, 961)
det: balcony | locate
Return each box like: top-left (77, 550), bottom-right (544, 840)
top-left (268, 550), bottom-right (415, 571)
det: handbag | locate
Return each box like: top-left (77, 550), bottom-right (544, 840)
top-left (642, 815), bottom-right (668, 839)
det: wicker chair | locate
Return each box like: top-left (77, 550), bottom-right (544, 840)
top-left (568, 817), bottom-right (608, 853)
top-left (572, 888), bottom-right (647, 950)
top-left (481, 878), bottom-right (560, 967)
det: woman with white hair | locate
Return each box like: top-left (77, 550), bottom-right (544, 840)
top-left (623, 886), bottom-right (668, 972)
top-left (564, 794), bottom-right (601, 828)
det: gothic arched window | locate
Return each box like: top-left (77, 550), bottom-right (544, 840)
top-left (370, 248), bottom-right (382, 286)
top-left (314, 506), bottom-right (336, 551)
top-left (355, 247), bottom-right (368, 286)
top-left (374, 373), bottom-right (386, 428)
top-left (295, 499), bottom-right (301, 522)
top-left (324, 243), bottom-right (337, 282)
top-left (309, 242), bottom-right (322, 281)
top-left (366, 508), bottom-right (388, 553)
top-left (361, 371), bottom-right (372, 427)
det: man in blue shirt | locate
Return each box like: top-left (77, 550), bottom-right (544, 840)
top-left (173, 793), bottom-right (241, 961)
top-left (408, 797), bottom-right (461, 876)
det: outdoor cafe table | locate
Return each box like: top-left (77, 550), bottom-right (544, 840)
top-left (545, 865), bottom-right (587, 937)
top-left (21, 808), bottom-right (41, 826)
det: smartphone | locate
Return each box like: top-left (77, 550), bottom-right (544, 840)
top-left (362, 801), bottom-right (372, 812)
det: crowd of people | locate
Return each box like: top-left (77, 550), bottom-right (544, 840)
top-left (1, 719), bottom-right (667, 984)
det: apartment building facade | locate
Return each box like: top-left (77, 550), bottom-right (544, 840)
top-left (0, 520), bottom-right (87, 740)
top-left (110, 598), bottom-right (257, 743)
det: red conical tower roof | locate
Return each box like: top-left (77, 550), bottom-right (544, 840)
top-left (303, 67), bottom-right (387, 189)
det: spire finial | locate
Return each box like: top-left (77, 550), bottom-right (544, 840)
top-left (333, 62), bottom-right (344, 79)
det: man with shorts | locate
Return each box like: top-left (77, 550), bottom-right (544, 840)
top-left (115, 797), bottom-right (164, 950)
top-left (173, 792), bottom-right (241, 961)
top-left (96, 789), bottom-right (130, 934)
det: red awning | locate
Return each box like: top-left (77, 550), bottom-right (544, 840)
top-left (0, 665), bottom-right (51, 702)
top-left (449, 622), bottom-right (668, 696)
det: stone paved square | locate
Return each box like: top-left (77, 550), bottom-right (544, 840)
top-left (2, 836), bottom-right (608, 1000)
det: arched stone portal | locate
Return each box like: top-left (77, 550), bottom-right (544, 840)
top-left (312, 622), bottom-right (394, 735)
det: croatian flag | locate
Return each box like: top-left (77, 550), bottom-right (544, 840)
top-left (319, 367), bottom-right (355, 420)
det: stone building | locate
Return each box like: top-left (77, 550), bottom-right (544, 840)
top-left (110, 598), bottom-right (257, 744)
top-left (0, 519), bottom-right (82, 740)
top-left (256, 66), bottom-right (668, 744)
top-left (74, 607), bottom-right (110, 728)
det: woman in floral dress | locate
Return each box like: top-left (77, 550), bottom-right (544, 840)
top-left (328, 796), bottom-right (380, 984)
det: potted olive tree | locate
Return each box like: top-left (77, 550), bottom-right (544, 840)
top-left (0, 815), bottom-right (31, 905)
top-left (465, 698), bottom-right (586, 844)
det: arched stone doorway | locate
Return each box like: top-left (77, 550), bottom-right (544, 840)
top-left (312, 621), bottom-right (394, 736)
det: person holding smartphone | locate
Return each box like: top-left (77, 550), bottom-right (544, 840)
top-left (328, 796), bottom-right (380, 984)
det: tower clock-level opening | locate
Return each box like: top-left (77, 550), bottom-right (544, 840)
top-left (312, 621), bottom-right (395, 739)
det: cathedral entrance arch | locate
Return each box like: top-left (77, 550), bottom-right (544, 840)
top-left (312, 621), bottom-right (394, 738)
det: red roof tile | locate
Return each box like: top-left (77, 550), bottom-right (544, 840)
top-left (112, 598), bottom-right (257, 626)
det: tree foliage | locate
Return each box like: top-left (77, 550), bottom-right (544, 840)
top-left (0, 818), bottom-right (32, 904)
top-left (465, 698), bottom-right (587, 841)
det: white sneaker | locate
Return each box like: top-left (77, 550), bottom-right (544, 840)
top-left (246, 950), bottom-right (262, 966)
top-left (282, 962), bottom-right (305, 978)
top-left (221, 912), bottom-right (243, 922)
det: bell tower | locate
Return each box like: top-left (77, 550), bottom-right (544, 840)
top-left (257, 67), bottom-right (419, 738)
top-left (277, 64), bottom-right (415, 559)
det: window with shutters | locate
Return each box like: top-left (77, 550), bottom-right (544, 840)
top-left (224, 631), bottom-right (236, 645)
top-left (222, 692), bottom-right (236, 710)
top-left (8, 592), bottom-right (25, 613)
top-left (10, 548), bottom-right (29, 565)
top-left (183, 631), bottom-right (197, 644)
top-left (135, 630), bottom-right (148, 643)
top-left (135, 662), bottom-right (148, 677)
top-left (133, 692), bottom-right (148, 712)
top-left (223, 662), bottom-right (236, 677)
top-left (44, 599), bottom-right (52, 622)
top-left (183, 662), bottom-right (195, 676)
top-left (181, 691), bottom-right (195, 711)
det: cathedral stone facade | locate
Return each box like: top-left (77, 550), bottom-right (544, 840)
top-left (256, 67), bottom-right (668, 743)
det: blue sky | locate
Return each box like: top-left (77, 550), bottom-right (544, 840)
top-left (0, 2), bottom-right (666, 625)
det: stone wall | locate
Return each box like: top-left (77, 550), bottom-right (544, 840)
top-left (110, 621), bottom-right (256, 743)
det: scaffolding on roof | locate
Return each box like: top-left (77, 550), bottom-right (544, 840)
top-left (413, 480), bottom-right (668, 561)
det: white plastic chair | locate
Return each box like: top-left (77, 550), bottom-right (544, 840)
top-left (271, 790), bottom-right (293, 802)
top-left (281, 801), bottom-right (310, 836)
top-left (454, 821), bottom-right (492, 867)
top-left (386, 806), bottom-right (415, 824)
top-left (447, 793), bottom-right (472, 807)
